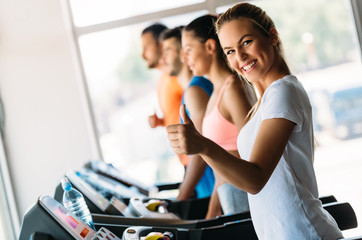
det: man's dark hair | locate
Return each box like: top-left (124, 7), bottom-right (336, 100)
top-left (141, 23), bottom-right (168, 43)
top-left (159, 26), bottom-right (184, 43)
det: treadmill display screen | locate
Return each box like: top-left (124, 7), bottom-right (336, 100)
top-left (55, 207), bottom-right (79, 229)
top-left (39, 195), bottom-right (96, 240)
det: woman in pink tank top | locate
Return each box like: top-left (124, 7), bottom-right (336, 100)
top-left (182, 15), bottom-right (257, 218)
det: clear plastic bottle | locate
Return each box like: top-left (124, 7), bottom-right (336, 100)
top-left (61, 177), bottom-right (95, 230)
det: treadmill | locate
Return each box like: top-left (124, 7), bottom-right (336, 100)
top-left (20, 167), bottom-right (359, 240)
top-left (19, 195), bottom-right (258, 240)
top-left (18, 195), bottom-right (359, 240)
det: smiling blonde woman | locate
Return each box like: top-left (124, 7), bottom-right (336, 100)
top-left (167, 3), bottom-right (343, 239)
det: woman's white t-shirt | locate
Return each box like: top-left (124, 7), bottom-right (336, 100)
top-left (237, 75), bottom-right (343, 240)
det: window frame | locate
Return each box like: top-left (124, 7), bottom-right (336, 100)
top-left (350, 0), bottom-right (362, 59)
top-left (0, 129), bottom-right (19, 239)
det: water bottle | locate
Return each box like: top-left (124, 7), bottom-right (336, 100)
top-left (61, 177), bottom-right (95, 230)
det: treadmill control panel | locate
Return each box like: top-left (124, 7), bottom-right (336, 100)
top-left (39, 195), bottom-right (96, 240)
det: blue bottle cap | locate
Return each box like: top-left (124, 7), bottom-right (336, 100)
top-left (61, 177), bottom-right (72, 191)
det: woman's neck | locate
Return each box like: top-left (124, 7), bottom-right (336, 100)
top-left (256, 52), bottom-right (290, 97)
top-left (207, 60), bottom-right (233, 89)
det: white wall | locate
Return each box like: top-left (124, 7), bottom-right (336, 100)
top-left (0, 0), bottom-right (99, 230)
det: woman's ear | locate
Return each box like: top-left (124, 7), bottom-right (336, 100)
top-left (269, 28), bottom-right (279, 46)
top-left (205, 39), bottom-right (217, 54)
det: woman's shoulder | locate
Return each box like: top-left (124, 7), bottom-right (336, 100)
top-left (224, 74), bottom-right (245, 89)
top-left (185, 84), bottom-right (210, 104)
top-left (190, 75), bottom-right (211, 85)
top-left (272, 75), bottom-right (299, 86)
top-left (222, 75), bottom-right (254, 105)
top-left (267, 75), bottom-right (302, 95)
top-left (263, 75), bottom-right (309, 107)
top-left (188, 76), bottom-right (213, 94)
top-left (224, 75), bottom-right (254, 96)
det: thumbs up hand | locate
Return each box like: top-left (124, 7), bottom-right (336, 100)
top-left (167, 105), bottom-right (205, 155)
top-left (148, 111), bottom-right (164, 128)
top-left (180, 104), bottom-right (192, 125)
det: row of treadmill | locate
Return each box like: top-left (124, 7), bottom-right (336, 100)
top-left (19, 160), bottom-right (361, 240)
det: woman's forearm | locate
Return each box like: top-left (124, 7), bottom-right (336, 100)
top-left (199, 138), bottom-right (262, 194)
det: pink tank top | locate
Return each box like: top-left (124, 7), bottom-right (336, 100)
top-left (202, 76), bottom-right (238, 151)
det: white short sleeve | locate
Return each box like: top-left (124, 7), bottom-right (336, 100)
top-left (260, 78), bottom-right (304, 132)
